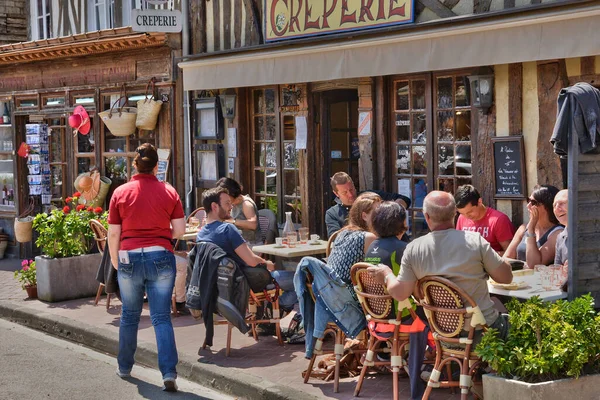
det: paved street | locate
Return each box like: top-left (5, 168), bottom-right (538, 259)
top-left (0, 318), bottom-right (234, 400)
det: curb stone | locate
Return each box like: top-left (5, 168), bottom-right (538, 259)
top-left (0, 300), bottom-right (320, 400)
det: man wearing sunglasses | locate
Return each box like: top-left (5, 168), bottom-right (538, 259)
top-left (455, 185), bottom-right (515, 255)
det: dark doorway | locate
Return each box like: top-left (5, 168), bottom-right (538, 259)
top-left (321, 89), bottom-right (359, 208)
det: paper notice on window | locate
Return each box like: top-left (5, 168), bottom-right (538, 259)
top-left (398, 179), bottom-right (411, 200)
top-left (227, 127), bottom-right (237, 157)
top-left (295, 116), bottom-right (307, 150)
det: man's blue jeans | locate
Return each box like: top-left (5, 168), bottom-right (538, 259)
top-left (117, 249), bottom-right (178, 380)
top-left (271, 270), bottom-right (297, 311)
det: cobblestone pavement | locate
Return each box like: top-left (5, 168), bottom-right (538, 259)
top-left (0, 257), bottom-right (463, 399)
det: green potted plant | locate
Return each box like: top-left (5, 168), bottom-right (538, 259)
top-left (33, 192), bottom-right (109, 302)
top-left (14, 259), bottom-right (37, 299)
top-left (476, 295), bottom-right (600, 399)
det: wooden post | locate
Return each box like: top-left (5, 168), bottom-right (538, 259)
top-left (358, 78), bottom-right (374, 191)
top-left (508, 63), bottom-right (524, 226)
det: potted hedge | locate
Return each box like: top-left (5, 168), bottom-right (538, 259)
top-left (476, 295), bottom-right (600, 399)
top-left (33, 192), bottom-right (108, 302)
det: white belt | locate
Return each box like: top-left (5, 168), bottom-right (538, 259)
top-left (128, 246), bottom-right (166, 253)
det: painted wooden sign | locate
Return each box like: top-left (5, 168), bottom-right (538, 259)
top-left (265, 0), bottom-right (414, 42)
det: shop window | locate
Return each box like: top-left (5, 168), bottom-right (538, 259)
top-left (87, 0), bottom-right (115, 31)
top-left (251, 87), bottom-right (301, 223)
top-left (0, 99), bottom-right (15, 210)
top-left (47, 116), bottom-right (67, 202)
top-left (100, 91), bottom-right (156, 201)
top-left (70, 91), bottom-right (96, 107)
top-left (42, 95), bottom-right (65, 108)
top-left (75, 112), bottom-right (96, 176)
top-left (392, 72), bottom-right (473, 238)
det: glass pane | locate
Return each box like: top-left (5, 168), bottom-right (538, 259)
top-left (265, 89), bottom-right (275, 113)
top-left (396, 145), bottom-right (410, 174)
top-left (437, 111), bottom-right (453, 141)
top-left (284, 171), bottom-right (298, 196)
top-left (455, 110), bottom-right (471, 141)
top-left (395, 81), bottom-right (409, 111)
top-left (283, 115), bottom-right (295, 141)
top-left (199, 108), bottom-right (216, 137)
top-left (412, 80), bottom-right (425, 109)
top-left (254, 116), bottom-right (264, 140)
top-left (456, 76), bottom-right (469, 107)
top-left (413, 146), bottom-right (427, 174)
top-left (105, 137), bottom-right (126, 153)
top-left (253, 90), bottom-right (264, 114)
top-left (105, 156), bottom-right (127, 181)
top-left (412, 210), bottom-right (428, 238)
top-left (49, 130), bottom-right (63, 162)
top-left (412, 113), bottom-right (426, 143)
top-left (284, 142), bottom-right (297, 169)
top-left (395, 113), bottom-right (410, 142)
top-left (50, 164), bottom-right (63, 197)
top-left (19, 98), bottom-right (38, 108)
top-left (265, 143), bottom-right (276, 168)
top-left (413, 178), bottom-right (428, 208)
top-left (266, 171), bottom-right (277, 194)
top-left (255, 144), bottom-right (264, 167)
top-left (255, 170), bottom-right (265, 193)
top-left (44, 97), bottom-right (65, 107)
top-left (438, 144), bottom-right (454, 175)
top-left (455, 145), bottom-right (472, 176)
top-left (456, 177), bottom-right (472, 189)
top-left (284, 196), bottom-right (301, 223)
top-left (438, 178), bottom-right (455, 194)
top-left (266, 116), bottom-right (276, 140)
top-left (77, 157), bottom-right (93, 175)
top-left (77, 132), bottom-right (95, 153)
top-left (74, 96), bottom-right (95, 105)
top-left (437, 77), bottom-right (453, 109)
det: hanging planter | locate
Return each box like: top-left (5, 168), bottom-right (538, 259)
top-left (14, 216), bottom-right (34, 243)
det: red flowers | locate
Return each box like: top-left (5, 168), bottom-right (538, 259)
top-left (62, 206), bottom-right (70, 214)
top-left (94, 207), bottom-right (103, 213)
top-left (76, 204), bottom-right (85, 211)
top-left (65, 197), bottom-right (73, 203)
top-left (87, 206), bottom-right (93, 212)
top-left (73, 191), bottom-right (81, 197)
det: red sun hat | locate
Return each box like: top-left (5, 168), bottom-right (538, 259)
top-left (68, 106), bottom-right (91, 135)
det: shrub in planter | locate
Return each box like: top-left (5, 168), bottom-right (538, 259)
top-left (476, 295), bottom-right (600, 383)
top-left (32, 192), bottom-right (108, 258)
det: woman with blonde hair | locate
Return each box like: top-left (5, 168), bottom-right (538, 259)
top-left (328, 192), bottom-right (382, 284)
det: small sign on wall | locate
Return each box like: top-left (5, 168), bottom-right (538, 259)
top-left (156, 148), bottom-right (171, 182)
top-left (132, 9), bottom-right (182, 33)
top-left (358, 111), bottom-right (371, 136)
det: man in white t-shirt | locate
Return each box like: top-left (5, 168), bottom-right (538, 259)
top-left (368, 191), bottom-right (513, 334)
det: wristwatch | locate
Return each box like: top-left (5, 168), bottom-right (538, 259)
top-left (525, 232), bottom-right (536, 238)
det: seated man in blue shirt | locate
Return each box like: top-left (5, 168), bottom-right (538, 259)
top-left (196, 187), bottom-right (296, 310)
top-left (325, 172), bottom-right (411, 238)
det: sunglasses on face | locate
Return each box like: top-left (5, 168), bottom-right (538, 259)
top-left (528, 198), bottom-right (539, 206)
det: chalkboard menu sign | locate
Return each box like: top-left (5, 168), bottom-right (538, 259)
top-left (492, 136), bottom-right (526, 199)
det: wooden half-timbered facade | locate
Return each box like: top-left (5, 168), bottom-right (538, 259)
top-left (180, 0), bottom-right (600, 302)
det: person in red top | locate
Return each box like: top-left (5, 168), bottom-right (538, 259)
top-left (454, 184), bottom-right (515, 255)
top-left (107, 143), bottom-right (185, 392)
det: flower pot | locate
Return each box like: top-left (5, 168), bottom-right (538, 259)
top-left (0, 238), bottom-right (8, 259)
top-left (483, 373), bottom-right (600, 400)
top-left (15, 216), bottom-right (34, 243)
top-left (25, 284), bottom-right (37, 299)
top-left (36, 253), bottom-right (102, 302)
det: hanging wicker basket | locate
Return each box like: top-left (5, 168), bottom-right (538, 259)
top-left (15, 216), bottom-right (34, 243)
top-left (136, 77), bottom-right (163, 131)
top-left (99, 95), bottom-right (137, 137)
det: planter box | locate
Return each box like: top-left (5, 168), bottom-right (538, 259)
top-left (36, 253), bottom-right (102, 302)
top-left (483, 373), bottom-right (600, 400)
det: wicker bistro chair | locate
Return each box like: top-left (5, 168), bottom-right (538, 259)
top-left (90, 219), bottom-right (111, 310)
top-left (416, 276), bottom-right (488, 400)
top-left (302, 269), bottom-right (349, 393)
top-left (351, 262), bottom-right (414, 400)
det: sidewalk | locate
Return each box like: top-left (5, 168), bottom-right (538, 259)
top-left (0, 259), bottom-right (460, 400)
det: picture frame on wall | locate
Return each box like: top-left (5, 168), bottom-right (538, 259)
top-left (194, 143), bottom-right (225, 188)
top-left (193, 97), bottom-right (224, 140)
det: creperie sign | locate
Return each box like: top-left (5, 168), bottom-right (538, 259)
top-left (265, 0), bottom-right (414, 41)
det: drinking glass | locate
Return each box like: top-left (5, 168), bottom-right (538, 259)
top-left (298, 227), bottom-right (309, 244)
top-left (189, 217), bottom-right (200, 230)
top-left (287, 231), bottom-right (298, 248)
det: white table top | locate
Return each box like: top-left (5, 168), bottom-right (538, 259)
top-left (487, 269), bottom-right (567, 302)
top-left (252, 240), bottom-right (328, 258)
top-left (177, 230), bottom-right (199, 241)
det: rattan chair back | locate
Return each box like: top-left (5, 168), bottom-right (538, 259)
top-left (351, 262), bottom-right (393, 319)
top-left (89, 219), bottom-right (107, 255)
top-left (326, 229), bottom-right (341, 257)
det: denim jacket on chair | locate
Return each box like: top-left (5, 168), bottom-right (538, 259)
top-left (294, 256), bottom-right (366, 358)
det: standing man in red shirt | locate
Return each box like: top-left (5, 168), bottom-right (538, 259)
top-left (454, 185), bottom-right (515, 255)
top-left (108, 143), bottom-right (186, 392)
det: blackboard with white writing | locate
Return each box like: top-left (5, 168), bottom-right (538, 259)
top-left (492, 136), bottom-right (526, 199)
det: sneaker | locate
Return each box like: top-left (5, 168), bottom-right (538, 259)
top-left (421, 365), bottom-right (433, 382)
top-left (287, 331), bottom-right (305, 344)
top-left (162, 377), bottom-right (178, 392)
top-left (175, 302), bottom-right (191, 315)
top-left (116, 369), bottom-right (131, 379)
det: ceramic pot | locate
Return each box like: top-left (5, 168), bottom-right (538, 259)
top-left (25, 284), bottom-right (37, 299)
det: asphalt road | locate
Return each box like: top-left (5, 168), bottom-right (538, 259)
top-left (0, 319), bottom-right (235, 400)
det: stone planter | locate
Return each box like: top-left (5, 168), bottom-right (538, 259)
top-left (36, 253), bottom-right (102, 302)
top-left (483, 373), bottom-right (600, 400)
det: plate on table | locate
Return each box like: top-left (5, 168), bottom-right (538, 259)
top-left (272, 244), bottom-right (285, 248)
top-left (309, 241), bottom-right (321, 245)
top-left (489, 280), bottom-right (529, 290)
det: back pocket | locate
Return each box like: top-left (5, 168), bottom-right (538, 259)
top-left (153, 255), bottom-right (174, 279)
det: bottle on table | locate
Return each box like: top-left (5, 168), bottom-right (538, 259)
top-left (281, 211), bottom-right (296, 245)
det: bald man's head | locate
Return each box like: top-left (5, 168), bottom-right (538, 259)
top-left (553, 189), bottom-right (568, 227)
top-left (423, 191), bottom-right (456, 226)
